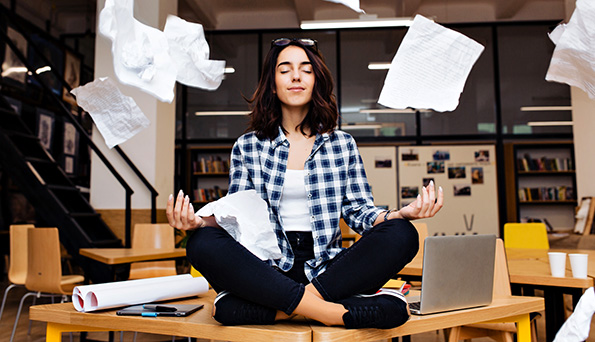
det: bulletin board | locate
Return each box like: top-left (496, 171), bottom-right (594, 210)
top-left (398, 145), bottom-right (499, 236)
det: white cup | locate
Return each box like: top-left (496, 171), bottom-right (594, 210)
top-left (569, 253), bottom-right (589, 278)
top-left (548, 252), bottom-right (567, 277)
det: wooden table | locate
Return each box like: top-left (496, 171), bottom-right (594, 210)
top-left (79, 248), bottom-right (186, 265)
top-left (399, 248), bottom-right (595, 342)
top-left (30, 290), bottom-right (543, 342)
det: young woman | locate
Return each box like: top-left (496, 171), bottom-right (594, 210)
top-left (167, 38), bottom-right (444, 329)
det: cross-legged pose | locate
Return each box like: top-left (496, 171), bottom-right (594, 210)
top-left (167, 37), bottom-right (444, 329)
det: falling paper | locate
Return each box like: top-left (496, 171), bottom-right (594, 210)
top-left (378, 15), bottom-right (485, 112)
top-left (71, 77), bottom-right (150, 149)
top-left (325, 0), bottom-right (364, 13)
top-left (164, 15), bottom-right (225, 90)
top-left (98, 0), bottom-right (177, 103)
top-left (545, 0), bottom-right (595, 99)
top-left (72, 274), bottom-right (209, 312)
top-left (197, 190), bottom-right (283, 261)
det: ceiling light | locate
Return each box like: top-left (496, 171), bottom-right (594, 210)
top-left (301, 17), bottom-right (414, 30)
top-left (224, 67), bottom-right (235, 74)
top-left (195, 111), bottom-right (250, 116)
top-left (527, 121), bottom-right (573, 127)
top-left (342, 124), bottom-right (383, 130)
top-left (368, 62), bottom-right (392, 70)
top-left (359, 108), bottom-right (418, 114)
top-left (520, 106), bottom-right (572, 111)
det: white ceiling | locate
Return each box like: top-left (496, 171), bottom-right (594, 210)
top-left (178, 0), bottom-right (569, 30)
top-left (8, 0), bottom-right (569, 35)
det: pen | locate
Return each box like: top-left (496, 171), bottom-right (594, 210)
top-left (143, 305), bottom-right (177, 312)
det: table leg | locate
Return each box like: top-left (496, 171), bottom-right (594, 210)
top-left (544, 286), bottom-right (565, 342)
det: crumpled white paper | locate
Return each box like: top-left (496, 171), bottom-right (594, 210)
top-left (71, 77), bottom-right (150, 149)
top-left (545, 0), bottom-right (595, 99)
top-left (554, 287), bottom-right (595, 342)
top-left (163, 15), bottom-right (225, 90)
top-left (197, 190), bottom-right (283, 261)
top-left (325, 0), bottom-right (364, 13)
top-left (378, 15), bottom-right (484, 112)
top-left (99, 0), bottom-right (177, 103)
top-left (72, 274), bottom-right (209, 312)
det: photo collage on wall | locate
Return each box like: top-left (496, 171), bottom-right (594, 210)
top-left (398, 145), bottom-right (499, 236)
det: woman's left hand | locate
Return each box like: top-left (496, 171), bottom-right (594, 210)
top-left (398, 180), bottom-right (444, 220)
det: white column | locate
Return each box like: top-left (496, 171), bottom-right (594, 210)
top-left (90, 0), bottom-right (177, 211)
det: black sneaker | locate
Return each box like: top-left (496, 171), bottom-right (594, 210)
top-left (213, 291), bottom-right (276, 326)
top-left (338, 289), bottom-right (410, 329)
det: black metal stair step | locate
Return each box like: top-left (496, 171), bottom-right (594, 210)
top-left (25, 156), bottom-right (54, 164)
top-left (47, 183), bottom-right (79, 192)
top-left (69, 212), bottom-right (101, 219)
top-left (8, 134), bottom-right (52, 160)
top-left (0, 110), bottom-right (33, 134)
top-left (5, 130), bottom-right (38, 139)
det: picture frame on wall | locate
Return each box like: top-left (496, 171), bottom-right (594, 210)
top-left (64, 155), bottom-right (75, 174)
top-left (36, 108), bottom-right (55, 151)
top-left (63, 121), bottom-right (78, 157)
top-left (62, 50), bottom-right (81, 105)
top-left (1, 26), bottom-right (28, 86)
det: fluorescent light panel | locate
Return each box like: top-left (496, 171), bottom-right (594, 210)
top-left (520, 106), bottom-right (572, 111)
top-left (527, 121), bottom-right (573, 127)
top-left (301, 17), bottom-right (414, 30)
top-left (368, 62), bottom-right (391, 70)
top-left (224, 67), bottom-right (235, 74)
top-left (195, 111), bottom-right (250, 116)
top-left (359, 108), bottom-right (417, 114)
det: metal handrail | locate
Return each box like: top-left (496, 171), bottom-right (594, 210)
top-left (0, 13), bottom-right (139, 247)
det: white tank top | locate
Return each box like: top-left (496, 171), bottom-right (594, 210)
top-left (280, 169), bottom-right (312, 232)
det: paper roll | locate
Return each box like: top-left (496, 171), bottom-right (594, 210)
top-left (72, 274), bottom-right (209, 312)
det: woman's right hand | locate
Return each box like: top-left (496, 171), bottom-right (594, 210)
top-left (166, 190), bottom-right (204, 231)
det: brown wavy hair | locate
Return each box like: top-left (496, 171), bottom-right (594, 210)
top-left (246, 40), bottom-right (338, 140)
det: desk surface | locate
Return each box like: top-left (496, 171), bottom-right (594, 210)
top-left (400, 248), bottom-right (595, 289)
top-left (30, 290), bottom-right (543, 342)
top-left (79, 248), bottom-right (186, 265)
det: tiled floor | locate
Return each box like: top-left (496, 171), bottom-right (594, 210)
top-left (0, 278), bottom-right (587, 342)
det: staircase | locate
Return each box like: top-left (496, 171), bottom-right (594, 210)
top-left (0, 97), bottom-right (124, 283)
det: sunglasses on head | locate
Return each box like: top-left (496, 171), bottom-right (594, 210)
top-left (271, 38), bottom-right (318, 51)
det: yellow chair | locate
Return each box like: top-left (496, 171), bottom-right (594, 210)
top-left (10, 227), bottom-right (84, 342)
top-left (504, 222), bottom-right (549, 249)
top-left (128, 223), bottom-right (177, 279)
top-left (0, 224), bottom-right (34, 322)
top-left (447, 239), bottom-right (539, 342)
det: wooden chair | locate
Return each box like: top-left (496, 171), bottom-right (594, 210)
top-left (504, 222), bottom-right (550, 249)
top-left (446, 238), bottom-right (539, 342)
top-left (0, 224), bottom-right (34, 322)
top-left (10, 227), bottom-right (84, 342)
top-left (128, 223), bottom-right (177, 279)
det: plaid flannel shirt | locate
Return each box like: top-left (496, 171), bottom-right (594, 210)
top-left (228, 127), bottom-right (384, 280)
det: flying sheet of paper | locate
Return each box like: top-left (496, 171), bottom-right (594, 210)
top-left (72, 274), bottom-right (209, 312)
top-left (325, 0), bottom-right (364, 13)
top-left (378, 15), bottom-right (485, 112)
top-left (71, 77), bottom-right (150, 149)
top-left (98, 0), bottom-right (177, 103)
top-left (197, 190), bottom-right (283, 261)
top-left (163, 15), bottom-right (225, 90)
top-left (545, 0), bottom-right (595, 99)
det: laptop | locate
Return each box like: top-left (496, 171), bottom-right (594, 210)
top-left (408, 234), bottom-right (496, 315)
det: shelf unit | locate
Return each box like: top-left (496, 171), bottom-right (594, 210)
top-left (184, 145), bottom-right (232, 206)
top-left (504, 142), bottom-right (577, 231)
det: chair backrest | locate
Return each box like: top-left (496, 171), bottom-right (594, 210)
top-left (493, 238), bottom-right (512, 298)
top-left (8, 224), bottom-right (34, 285)
top-left (132, 223), bottom-right (175, 249)
top-left (129, 223), bottom-right (177, 279)
top-left (503, 222), bottom-right (549, 249)
top-left (25, 227), bottom-right (66, 294)
top-left (413, 222), bottom-right (428, 258)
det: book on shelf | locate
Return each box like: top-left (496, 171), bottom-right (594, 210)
top-left (193, 156), bottom-right (230, 174)
top-left (518, 186), bottom-right (574, 202)
top-left (517, 154), bottom-right (573, 172)
top-left (193, 186), bottom-right (228, 202)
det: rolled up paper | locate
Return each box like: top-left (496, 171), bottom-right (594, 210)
top-left (72, 274), bottom-right (209, 312)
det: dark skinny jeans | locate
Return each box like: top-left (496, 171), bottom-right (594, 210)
top-left (186, 218), bottom-right (419, 315)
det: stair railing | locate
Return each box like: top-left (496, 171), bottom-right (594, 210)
top-left (0, 11), bottom-right (159, 247)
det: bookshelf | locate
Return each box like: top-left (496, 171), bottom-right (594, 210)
top-left (185, 145), bottom-right (232, 206)
top-left (504, 142), bottom-right (577, 231)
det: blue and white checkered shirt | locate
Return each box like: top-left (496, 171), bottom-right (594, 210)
top-left (228, 127), bottom-right (384, 280)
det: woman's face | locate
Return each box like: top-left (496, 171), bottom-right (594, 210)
top-left (274, 45), bottom-right (315, 111)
